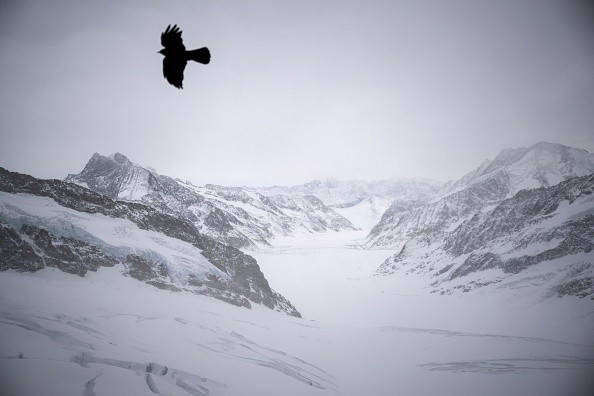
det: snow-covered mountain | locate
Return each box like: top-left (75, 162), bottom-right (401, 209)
top-left (370, 142), bottom-right (594, 298)
top-left (440, 141), bottom-right (594, 199)
top-left (369, 142), bottom-right (594, 247)
top-left (0, 167), bottom-right (300, 316)
top-left (254, 177), bottom-right (443, 208)
top-left (253, 177), bottom-right (442, 232)
top-left (2, 142), bottom-right (594, 395)
top-left (65, 153), bottom-right (356, 249)
top-left (191, 182), bottom-right (356, 236)
top-left (332, 195), bottom-right (394, 231)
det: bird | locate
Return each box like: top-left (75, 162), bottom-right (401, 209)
top-left (158, 24), bottom-right (210, 89)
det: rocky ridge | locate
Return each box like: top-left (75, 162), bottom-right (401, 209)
top-left (66, 153), bottom-right (356, 249)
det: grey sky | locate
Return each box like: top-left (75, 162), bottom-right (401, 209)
top-left (1, 0), bottom-right (593, 186)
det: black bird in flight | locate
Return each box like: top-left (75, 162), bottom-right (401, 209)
top-left (158, 24), bottom-right (210, 89)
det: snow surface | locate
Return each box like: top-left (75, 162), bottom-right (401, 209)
top-left (333, 196), bottom-right (393, 232)
top-left (2, 230), bottom-right (593, 395)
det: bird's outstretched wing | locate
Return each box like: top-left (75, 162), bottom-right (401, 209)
top-left (163, 57), bottom-right (186, 89)
top-left (161, 24), bottom-right (185, 51)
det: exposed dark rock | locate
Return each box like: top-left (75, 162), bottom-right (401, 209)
top-left (554, 278), bottom-right (593, 299)
top-left (0, 223), bottom-right (118, 276)
top-left (124, 254), bottom-right (168, 282)
top-left (0, 224), bottom-right (44, 272)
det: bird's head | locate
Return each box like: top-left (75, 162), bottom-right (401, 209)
top-left (158, 49), bottom-right (167, 56)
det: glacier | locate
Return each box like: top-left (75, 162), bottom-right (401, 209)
top-left (1, 141), bottom-right (593, 395)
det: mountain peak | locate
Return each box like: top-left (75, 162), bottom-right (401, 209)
top-left (441, 141), bottom-right (594, 200)
top-left (87, 152), bottom-right (132, 168)
top-left (107, 152), bottom-right (132, 166)
top-left (65, 152), bottom-right (143, 200)
top-left (530, 141), bottom-right (571, 151)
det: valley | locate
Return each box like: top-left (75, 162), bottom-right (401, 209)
top-left (1, 141), bottom-right (594, 395)
top-left (1, 230), bottom-right (593, 395)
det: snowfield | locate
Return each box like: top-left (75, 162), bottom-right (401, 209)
top-left (2, 230), bottom-right (593, 395)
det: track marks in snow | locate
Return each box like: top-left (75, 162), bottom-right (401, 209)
top-left (71, 353), bottom-right (227, 395)
top-left (175, 378), bottom-right (210, 396)
top-left (233, 319), bottom-right (271, 330)
top-left (380, 325), bottom-right (583, 346)
top-left (146, 362), bottom-right (168, 375)
top-left (66, 320), bottom-right (105, 337)
top-left (377, 325), bottom-right (594, 376)
top-left (145, 373), bottom-right (161, 394)
top-left (0, 310), bottom-right (228, 396)
top-left (421, 355), bottom-right (594, 373)
top-left (0, 354), bottom-right (221, 396)
top-left (101, 313), bottom-right (159, 323)
top-left (0, 316), bottom-right (95, 351)
top-left (196, 329), bottom-right (338, 391)
top-left (82, 374), bottom-right (100, 396)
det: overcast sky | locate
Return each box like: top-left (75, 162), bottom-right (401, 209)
top-left (1, 0), bottom-right (593, 186)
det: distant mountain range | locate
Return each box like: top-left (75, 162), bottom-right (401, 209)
top-left (65, 153), bottom-right (357, 249)
top-left (254, 177), bottom-right (443, 208)
top-left (251, 177), bottom-right (443, 231)
top-left (371, 142), bottom-right (594, 298)
top-left (1, 141), bottom-right (593, 303)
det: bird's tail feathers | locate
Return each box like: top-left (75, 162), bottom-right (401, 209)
top-left (188, 47), bottom-right (210, 64)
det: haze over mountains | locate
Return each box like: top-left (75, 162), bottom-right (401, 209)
top-left (254, 177), bottom-right (443, 232)
top-left (255, 177), bottom-right (443, 208)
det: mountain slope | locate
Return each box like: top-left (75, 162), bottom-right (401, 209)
top-left (378, 174), bottom-right (594, 296)
top-left (440, 141), bottom-right (594, 199)
top-left (369, 142), bottom-right (594, 248)
top-left (253, 177), bottom-right (443, 233)
top-left (189, 183), bottom-right (356, 236)
top-left (0, 167), bottom-right (300, 316)
top-left (65, 153), bottom-right (356, 249)
top-left (371, 142), bottom-right (594, 298)
top-left (333, 195), bottom-right (394, 231)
